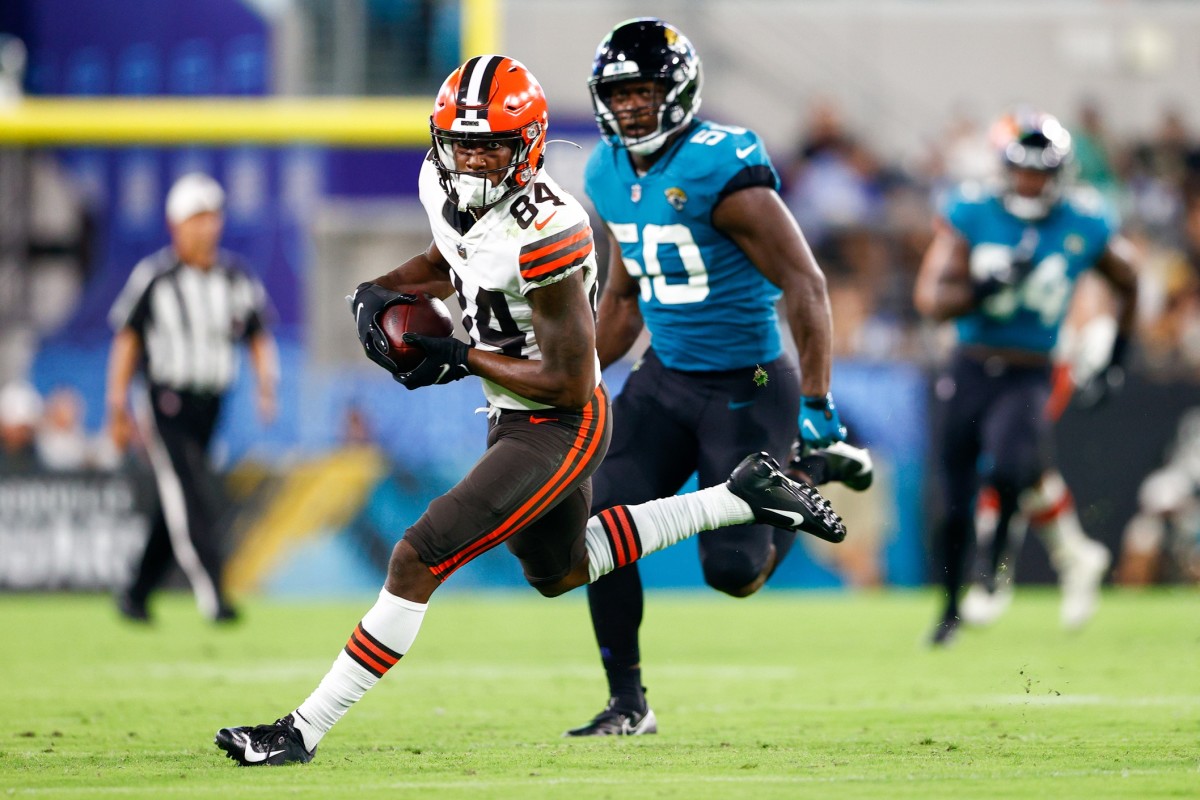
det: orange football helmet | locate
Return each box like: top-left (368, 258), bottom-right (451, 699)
top-left (430, 55), bottom-right (548, 212)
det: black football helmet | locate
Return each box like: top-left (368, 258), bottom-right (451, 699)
top-left (991, 108), bottom-right (1074, 220)
top-left (589, 18), bottom-right (702, 156)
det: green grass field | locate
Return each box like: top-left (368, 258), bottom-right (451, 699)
top-left (2, 588), bottom-right (1197, 798)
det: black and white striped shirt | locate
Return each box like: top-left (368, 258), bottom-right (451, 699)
top-left (108, 247), bottom-right (269, 394)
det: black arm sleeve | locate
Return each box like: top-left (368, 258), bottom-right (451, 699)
top-left (715, 164), bottom-right (778, 205)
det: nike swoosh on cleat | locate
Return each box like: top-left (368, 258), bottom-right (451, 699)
top-left (241, 741), bottom-right (276, 763)
top-left (736, 144), bottom-right (758, 159)
top-left (355, 302), bottom-right (365, 324)
top-left (534, 211), bottom-right (558, 231)
top-left (763, 508), bottom-right (808, 527)
top-left (728, 400), bottom-right (754, 410)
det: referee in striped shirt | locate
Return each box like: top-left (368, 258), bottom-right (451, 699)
top-left (105, 173), bottom-right (278, 623)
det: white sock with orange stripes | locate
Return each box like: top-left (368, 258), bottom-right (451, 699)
top-left (586, 485), bottom-right (753, 581)
top-left (291, 589), bottom-right (427, 751)
top-left (1023, 472), bottom-right (1090, 569)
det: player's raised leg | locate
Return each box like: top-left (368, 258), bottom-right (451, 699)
top-left (217, 446), bottom-right (839, 763)
top-left (581, 452), bottom-right (845, 590)
top-left (1025, 471), bottom-right (1111, 629)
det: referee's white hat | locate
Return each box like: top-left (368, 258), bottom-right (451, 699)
top-left (166, 173), bottom-right (225, 225)
top-left (0, 380), bottom-right (42, 428)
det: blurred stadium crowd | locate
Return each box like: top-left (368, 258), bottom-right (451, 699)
top-left (778, 97), bottom-right (1200, 374)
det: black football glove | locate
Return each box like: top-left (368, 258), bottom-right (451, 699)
top-left (973, 236), bottom-right (1036, 307)
top-left (1074, 332), bottom-right (1129, 410)
top-left (971, 273), bottom-right (1016, 305)
top-left (395, 333), bottom-right (472, 390)
top-left (971, 256), bottom-right (1032, 306)
top-left (787, 434), bottom-right (874, 492)
top-left (347, 282), bottom-right (416, 374)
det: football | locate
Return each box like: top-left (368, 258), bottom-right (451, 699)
top-left (378, 293), bottom-right (455, 373)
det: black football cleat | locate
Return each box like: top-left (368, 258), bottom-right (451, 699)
top-left (788, 440), bottom-right (874, 492)
top-left (116, 591), bottom-right (151, 624)
top-left (564, 698), bottom-right (658, 737)
top-left (928, 614), bottom-right (961, 648)
top-left (215, 713), bottom-right (315, 766)
top-left (812, 441), bottom-right (874, 491)
top-left (728, 452), bottom-right (847, 543)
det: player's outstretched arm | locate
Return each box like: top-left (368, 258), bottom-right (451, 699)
top-left (1092, 239), bottom-right (1138, 338)
top-left (467, 270), bottom-right (598, 409)
top-left (595, 227), bottom-right (644, 371)
top-left (247, 330), bottom-right (279, 424)
top-left (914, 218), bottom-right (976, 321)
top-left (1070, 238), bottom-right (1139, 408)
top-left (104, 327), bottom-right (142, 453)
top-left (712, 186), bottom-right (831, 397)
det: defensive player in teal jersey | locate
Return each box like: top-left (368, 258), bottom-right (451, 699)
top-left (914, 109), bottom-right (1138, 646)
top-left (565, 18), bottom-right (872, 737)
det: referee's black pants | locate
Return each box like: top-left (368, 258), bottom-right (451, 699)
top-left (126, 386), bottom-right (231, 619)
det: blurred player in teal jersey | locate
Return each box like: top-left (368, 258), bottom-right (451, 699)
top-left (566, 18), bottom-right (871, 736)
top-left (914, 109), bottom-right (1138, 646)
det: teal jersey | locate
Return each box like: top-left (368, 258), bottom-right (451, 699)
top-left (943, 183), bottom-right (1117, 354)
top-left (585, 120), bottom-right (783, 371)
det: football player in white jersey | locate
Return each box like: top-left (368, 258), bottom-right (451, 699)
top-left (215, 55), bottom-right (845, 766)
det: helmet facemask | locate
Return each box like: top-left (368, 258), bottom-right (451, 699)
top-left (430, 124), bottom-right (541, 213)
top-left (429, 55), bottom-right (548, 214)
top-left (1002, 166), bottom-right (1065, 221)
top-left (589, 18), bottom-right (702, 157)
top-left (591, 74), bottom-right (699, 157)
top-left (995, 113), bottom-right (1074, 221)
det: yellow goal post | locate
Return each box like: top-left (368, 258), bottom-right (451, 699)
top-left (0, 0), bottom-right (498, 147)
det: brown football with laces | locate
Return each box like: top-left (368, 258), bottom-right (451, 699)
top-left (378, 293), bottom-right (455, 373)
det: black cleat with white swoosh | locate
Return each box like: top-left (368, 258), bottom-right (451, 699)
top-left (789, 439), bottom-right (874, 492)
top-left (564, 698), bottom-right (658, 737)
top-left (727, 452), bottom-right (846, 543)
top-left (215, 713), bottom-right (315, 766)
